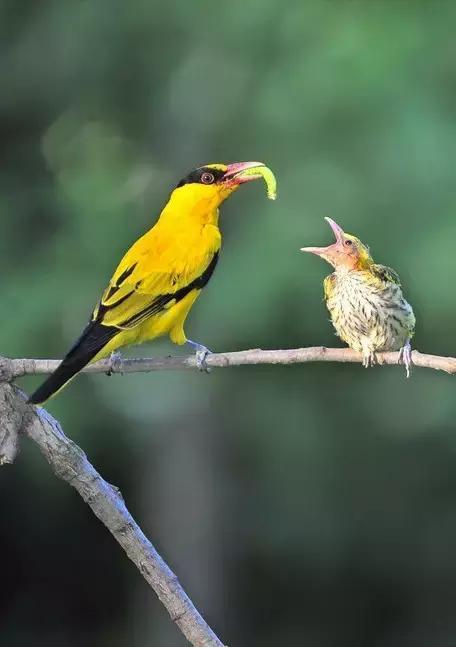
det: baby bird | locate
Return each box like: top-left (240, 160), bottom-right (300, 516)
top-left (301, 217), bottom-right (415, 376)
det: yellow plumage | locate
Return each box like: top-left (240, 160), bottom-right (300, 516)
top-left (30, 162), bottom-right (276, 403)
top-left (92, 192), bottom-right (222, 357)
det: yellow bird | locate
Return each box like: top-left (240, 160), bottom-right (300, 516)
top-left (29, 161), bottom-right (277, 404)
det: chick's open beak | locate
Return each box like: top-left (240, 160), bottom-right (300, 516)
top-left (300, 217), bottom-right (346, 256)
top-left (324, 217), bottom-right (345, 243)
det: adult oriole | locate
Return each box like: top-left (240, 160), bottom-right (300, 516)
top-left (29, 161), bottom-right (277, 404)
top-left (301, 218), bottom-right (415, 376)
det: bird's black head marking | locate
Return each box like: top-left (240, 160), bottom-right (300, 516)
top-left (176, 166), bottom-right (226, 188)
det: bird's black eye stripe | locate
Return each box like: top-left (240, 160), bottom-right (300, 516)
top-left (176, 167), bottom-right (226, 188)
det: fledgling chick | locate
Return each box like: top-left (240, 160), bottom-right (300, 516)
top-left (301, 217), bottom-right (415, 376)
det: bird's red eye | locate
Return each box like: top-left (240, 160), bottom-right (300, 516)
top-left (201, 172), bottom-right (215, 185)
top-left (344, 240), bottom-right (353, 247)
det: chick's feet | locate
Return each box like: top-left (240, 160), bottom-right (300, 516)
top-left (399, 340), bottom-right (413, 378)
top-left (362, 350), bottom-right (376, 369)
top-left (186, 340), bottom-right (212, 373)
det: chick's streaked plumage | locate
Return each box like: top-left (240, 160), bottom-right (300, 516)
top-left (324, 263), bottom-right (415, 369)
top-left (302, 218), bottom-right (415, 376)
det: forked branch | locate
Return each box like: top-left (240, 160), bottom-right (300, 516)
top-left (0, 345), bottom-right (453, 646)
top-left (0, 383), bottom-right (224, 647)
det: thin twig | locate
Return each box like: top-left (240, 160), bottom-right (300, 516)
top-left (0, 383), bottom-right (225, 647)
top-left (1, 347), bottom-right (456, 378)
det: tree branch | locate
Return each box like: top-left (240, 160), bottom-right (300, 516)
top-left (0, 344), bottom-right (453, 643)
top-left (0, 383), bottom-right (225, 647)
top-left (2, 346), bottom-right (456, 378)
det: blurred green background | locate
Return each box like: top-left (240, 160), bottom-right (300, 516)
top-left (2, 1), bottom-right (456, 645)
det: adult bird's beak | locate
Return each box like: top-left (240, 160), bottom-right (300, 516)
top-left (223, 161), bottom-right (265, 184)
top-left (300, 217), bottom-right (345, 256)
top-left (223, 162), bottom-right (277, 199)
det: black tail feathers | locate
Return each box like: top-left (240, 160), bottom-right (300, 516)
top-left (28, 321), bottom-right (118, 405)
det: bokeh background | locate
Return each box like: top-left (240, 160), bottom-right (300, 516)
top-left (2, 1), bottom-right (456, 645)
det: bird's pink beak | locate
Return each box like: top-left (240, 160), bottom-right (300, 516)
top-left (222, 161), bottom-right (266, 186)
top-left (300, 217), bottom-right (345, 257)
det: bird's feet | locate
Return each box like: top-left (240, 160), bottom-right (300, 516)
top-left (362, 351), bottom-right (376, 369)
top-left (186, 339), bottom-right (212, 373)
top-left (398, 340), bottom-right (413, 378)
top-left (106, 351), bottom-right (123, 376)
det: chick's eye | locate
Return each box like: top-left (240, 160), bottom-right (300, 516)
top-left (344, 239), bottom-right (353, 247)
top-left (201, 172), bottom-right (215, 185)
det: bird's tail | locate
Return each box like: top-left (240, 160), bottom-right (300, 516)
top-left (28, 321), bottom-right (119, 405)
